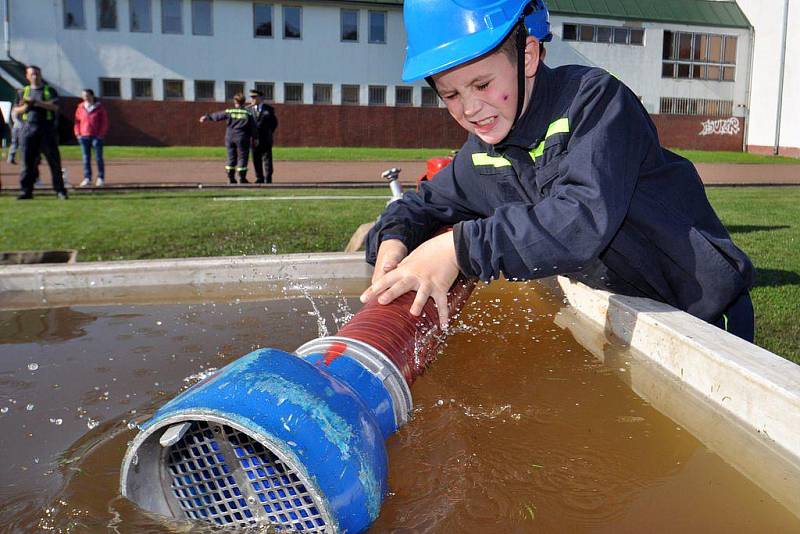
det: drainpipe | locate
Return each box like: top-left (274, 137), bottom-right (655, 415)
top-left (742, 26), bottom-right (755, 153)
top-left (774, 0), bottom-right (790, 155)
top-left (3, 0), bottom-right (10, 59)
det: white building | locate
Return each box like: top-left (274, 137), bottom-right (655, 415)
top-left (0, 0), bottom-right (795, 154)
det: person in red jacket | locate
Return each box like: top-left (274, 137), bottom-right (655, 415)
top-left (73, 88), bottom-right (109, 186)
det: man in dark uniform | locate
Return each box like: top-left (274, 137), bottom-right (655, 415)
top-left (200, 93), bottom-right (256, 184)
top-left (247, 89), bottom-right (278, 184)
top-left (14, 65), bottom-right (68, 200)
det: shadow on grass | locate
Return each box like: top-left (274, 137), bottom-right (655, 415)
top-left (727, 225), bottom-right (791, 234)
top-left (754, 268), bottom-right (800, 288)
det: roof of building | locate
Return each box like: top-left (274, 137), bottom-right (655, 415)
top-left (546, 0), bottom-right (750, 29)
top-left (263, 1), bottom-right (750, 28)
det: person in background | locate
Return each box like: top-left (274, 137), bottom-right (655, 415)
top-left (74, 88), bottom-right (109, 187)
top-left (13, 64), bottom-right (67, 200)
top-left (200, 93), bottom-right (256, 184)
top-left (7, 108), bottom-right (22, 164)
top-left (247, 89), bottom-right (278, 184)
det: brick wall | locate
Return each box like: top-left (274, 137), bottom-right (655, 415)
top-left (60, 97), bottom-right (744, 151)
top-left (651, 114), bottom-right (744, 152)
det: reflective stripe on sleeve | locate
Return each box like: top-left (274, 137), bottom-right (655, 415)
top-left (530, 117), bottom-right (569, 161)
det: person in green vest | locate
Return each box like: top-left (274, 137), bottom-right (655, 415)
top-left (13, 64), bottom-right (68, 200)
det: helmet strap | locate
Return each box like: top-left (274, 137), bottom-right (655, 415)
top-left (424, 76), bottom-right (437, 94)
top-left (513, 23), bottom-right (528, 128)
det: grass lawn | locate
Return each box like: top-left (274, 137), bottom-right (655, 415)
top-left (1, 187), bottom-right (798, 363)
top-left (57, 145), bottom-right (800, 165)
top-left (58, 146), bottom-right (455, 161)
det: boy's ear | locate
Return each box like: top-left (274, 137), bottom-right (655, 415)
top-left (523, 35), bottom-right (541, 78)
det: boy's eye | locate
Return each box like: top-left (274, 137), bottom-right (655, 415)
top-left (476, 81), bottom-right (490, 91)
top-left (441, 93), bottom-right (457, 100)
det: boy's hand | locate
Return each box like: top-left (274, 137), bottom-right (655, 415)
top-left (361, 232), bottom-right (459, 329)
top-left (370, 239), bottom-right (407, 285)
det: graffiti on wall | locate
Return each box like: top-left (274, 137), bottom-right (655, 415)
top-left (699, 117), bottom-right (740, 136)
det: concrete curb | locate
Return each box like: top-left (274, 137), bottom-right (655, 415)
top-left (0, 253), bottom-right (371, 293)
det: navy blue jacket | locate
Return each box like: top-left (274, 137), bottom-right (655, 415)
top-left (205, 107), bottom-right (256, 140)
top-left (366, 63), bottom-right (754, 322)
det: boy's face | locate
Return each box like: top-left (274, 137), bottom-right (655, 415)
top-left (433, 36), bottom-right (540, 145)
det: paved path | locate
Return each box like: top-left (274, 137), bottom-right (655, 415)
top-left (1, 158), bottom-right (799, 190)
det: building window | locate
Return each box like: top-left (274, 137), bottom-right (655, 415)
top-left (96, 0), bottom-right (117, 30)
top-left (659, 97), bottom-right (733, 117)
top-left (284, 83), bottom-right (304, 103)
top-left (132, 78), bottom-right (153, 99)
top-left (421, 86), bottom-right (439, 107)
top-left (64, 0), bottom-right (85, 28)
top-left (368, 85), bottom-right (386, 106)
top-left (130, 0), bottom-right (152, 32)
top-left (341, 9), bottom-right (358, 42)
top-left (395, 86), bottom-right (413, 106)
top-left (253, 3), bottom-right (272, 37)
top-left (225, 81), bottom-right (245, 100)
top-left (195, 80), bottom-right (215, 100)
top-left (99, 77), bottom-right (121, 98)
top-left (562, 23), bottom-right (576, 41)
top-left (368, 11), bottom-right (386, 43)
top-left (255, 82), bottom-right (274, 102)
top-left (341, 84), bottom-right (359, 105)
top-left (662, 31), bottom-right (736, 82)
top-left (163, 79), bottom-right (184, 100)
top-left (162, 0), bottom-right (183, 34)
top-left (283, 6), bottom-right (301, 39)
top-left (313, 84), bottom-right (333, 105)
top-left (563, 23), bottom-right (644, 46)
top-left (191, 0), bottom-right (213, 35)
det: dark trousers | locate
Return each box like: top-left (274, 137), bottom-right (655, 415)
top-left (20, 124), bottom-right (65, 195)
top-left (252, 140), bottom-right (273, 183)
top-left (712, 291), bottom-right (755, 343)
top-left (225, 134), bottom-right (250, 183)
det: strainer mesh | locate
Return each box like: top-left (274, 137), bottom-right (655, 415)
top-left (165, 420), bottom-right (328, 532)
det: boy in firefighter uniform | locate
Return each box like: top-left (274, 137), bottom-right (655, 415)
top-left (200, 93), bottom-right (256, 184)
top-left (248, 89), bottom-right (278, 184)
top-left (361, 0), bottom-right (755, 342)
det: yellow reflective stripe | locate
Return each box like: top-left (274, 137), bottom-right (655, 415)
top-left (22, 86), bottom-right (30, 121)
top-left (21, 85), bottom-right (54, 121)
top-left (472, 153), bottom-right (511, 167)
top-left (546, 117), bottom-right (569, 137)
top-left (529, 117), bottom-right (569, 161)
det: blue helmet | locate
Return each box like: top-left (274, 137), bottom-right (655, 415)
top-left (402, 0), bottom-right (552, 82)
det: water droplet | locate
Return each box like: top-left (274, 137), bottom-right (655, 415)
top-left (156, 321), bottom-right (162, 326)
top-left (87, 419), bottom-right (99, 430)
top-left (26, 404), bottom-right (34, 411)
top-left (27, 363), bottom-right (39, 371)
top-left (271, 244), bottom-right (278, 254)
top-left (49, 418), bottom-right (63, 425)
top-left (0, 407), bottom-right (8, 414)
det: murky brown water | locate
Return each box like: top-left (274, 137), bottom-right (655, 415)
top-left (1, 279), bottom-right (798, 533)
